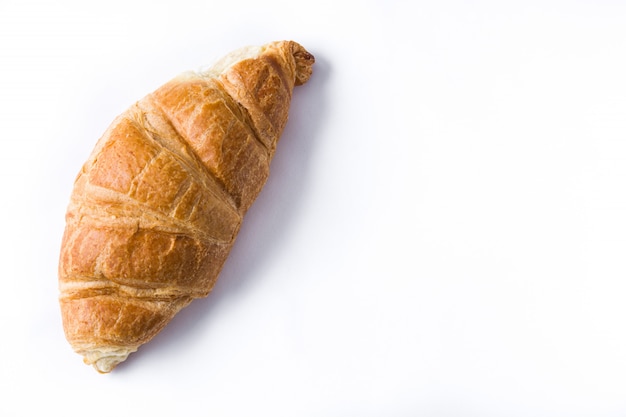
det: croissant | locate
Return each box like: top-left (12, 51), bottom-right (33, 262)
top-left (58, 40), bottom-right (314, 373)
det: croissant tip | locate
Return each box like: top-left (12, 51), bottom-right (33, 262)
top-left (288, 41), bottom-right (315, 86)
top-left (79, 347), bottom-right (136, 374)
top-left (90, 358), bottom-right (121, 374)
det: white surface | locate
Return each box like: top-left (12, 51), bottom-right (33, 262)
top-left (2, 0), bottom-right (626, 415)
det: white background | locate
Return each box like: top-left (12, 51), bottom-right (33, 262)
top-left (2, 0), bottom-right (626, 415)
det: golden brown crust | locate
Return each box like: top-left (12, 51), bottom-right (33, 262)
top-left (58, 40), bottom-right (314, 372)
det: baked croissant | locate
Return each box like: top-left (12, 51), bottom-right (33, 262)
top-left (58, 40), bottom-right (314, 373)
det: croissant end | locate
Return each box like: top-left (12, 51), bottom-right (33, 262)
top-left (291, 42), bottom-right (315, 86)
top-left (80, 347), bottom-right (136, 374)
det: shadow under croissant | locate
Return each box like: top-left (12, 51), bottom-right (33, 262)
top-left (113, 52), bottom-right (331, 373)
